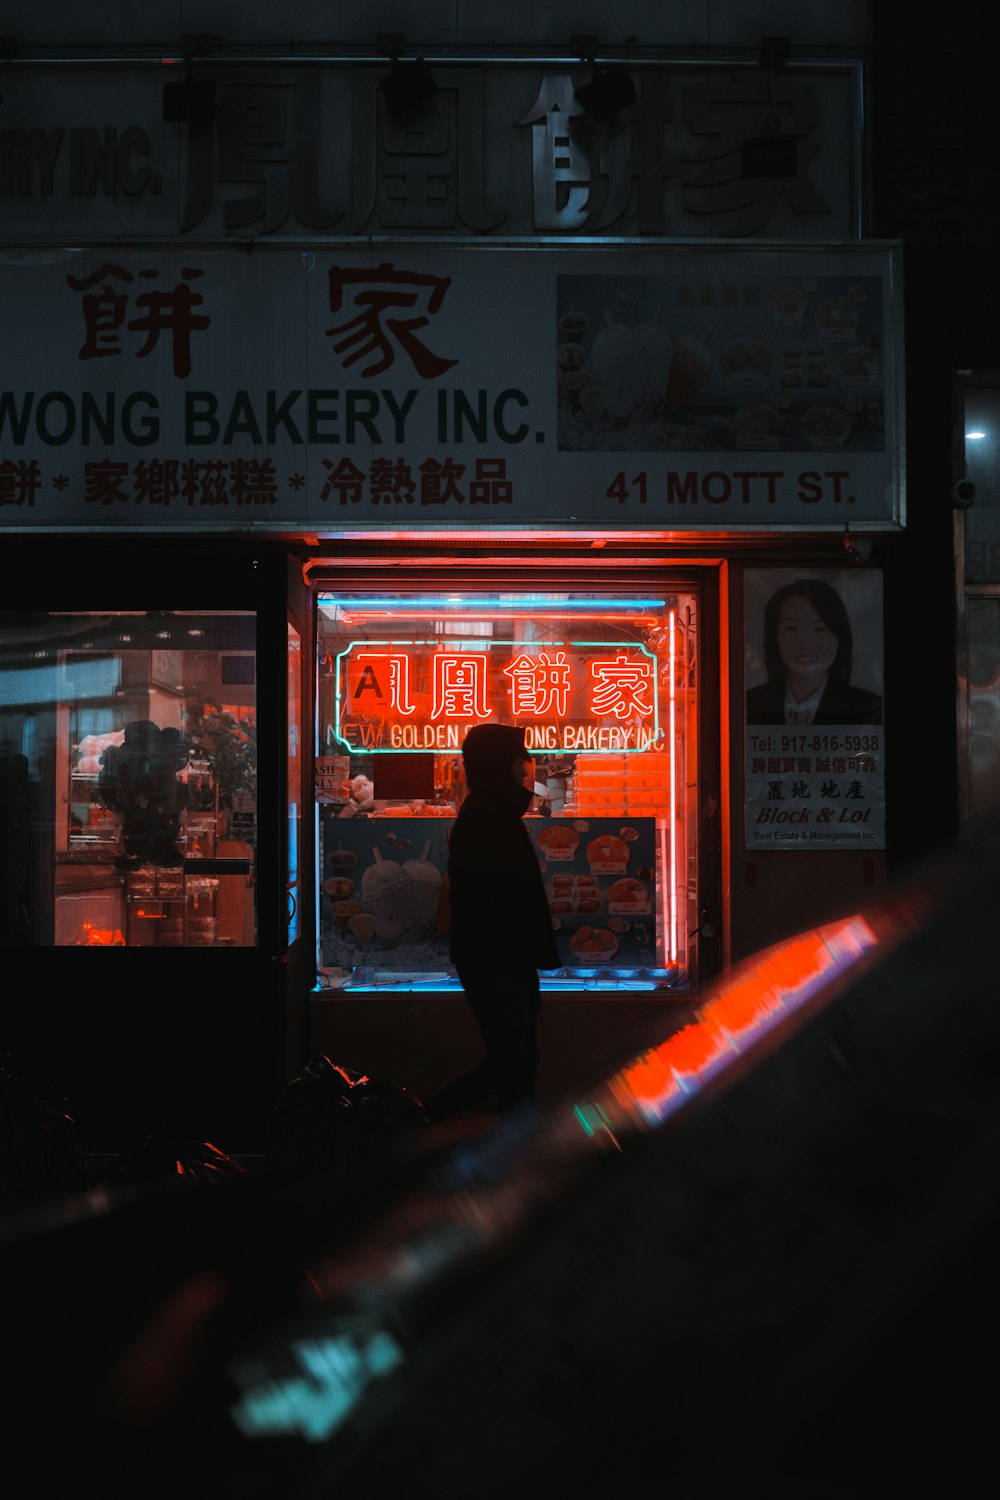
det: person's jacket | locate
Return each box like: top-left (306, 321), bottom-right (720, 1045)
top-left (448, 725), bottom-right (560, 971)
top-left (746, 677), bottom-right (882, 727)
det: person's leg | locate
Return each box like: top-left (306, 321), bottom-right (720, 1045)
top-left (461, 965), bottom-right (540, 1114)
top-left (492, 968), bottom-right (541, 1113)
top-left (423, 965), bottom-right (499, 1124)
top-left (423, 1056), bottom-right (494, 1124)
top-left (424, 965), bottom-right (541, 1124)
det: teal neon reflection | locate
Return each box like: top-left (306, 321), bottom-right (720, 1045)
top-left (229, 1328), bottom-right (404, 1444)
top-left (314, 973), bottom-right (671, 994)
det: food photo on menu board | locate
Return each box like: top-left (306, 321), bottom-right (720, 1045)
top-left (530, 817), bottom-right (659, 968)
top-left (555, 272), bottom-right (886, 455)
top-left (320, 817), bottom-right (452, 973)
top-left (319, 814), bottom-right (659, 974)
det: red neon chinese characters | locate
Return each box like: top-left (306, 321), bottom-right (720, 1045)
top-left (431, 655), bottom-right (492, 721)
top-left (352, 653), bottom-right (416, 716)
top-left (589, 653), bottom-right (655, 720)
top-left (503, 651), bottom-right (572, 718)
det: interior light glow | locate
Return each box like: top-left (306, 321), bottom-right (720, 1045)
top-left (668, 608), bottom-right (678, 965)
top-left (966, 430), bottom-right (987, 440)
top-left (320, 596), bottom-right (666, 612)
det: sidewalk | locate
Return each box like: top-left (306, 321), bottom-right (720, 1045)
top-left (308, 992), bottom-right (700, 1114)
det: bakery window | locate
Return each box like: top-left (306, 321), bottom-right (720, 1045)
top-left (0, 611), bottom-right (257, 948)
top-left (315, 587), bottom-right (700, 993)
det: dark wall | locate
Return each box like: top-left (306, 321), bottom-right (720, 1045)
top-left (871, 3), bottom-right (1000, 872)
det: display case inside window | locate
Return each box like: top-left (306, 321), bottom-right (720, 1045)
top-left (315, 589), bottom-right (700, 993)
top-left (0, 611), bottom-right (260, 949)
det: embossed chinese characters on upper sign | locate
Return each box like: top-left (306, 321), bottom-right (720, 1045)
top-left (0, 63), bottom-right (857, 241)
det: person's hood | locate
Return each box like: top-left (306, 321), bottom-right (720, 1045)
top-left (461, 723), bottom-right (532, 812)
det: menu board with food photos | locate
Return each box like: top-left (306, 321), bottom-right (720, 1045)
top-left (320, 813), bottom-right (660, 976)
top-left (529, 816), bottom-right (659, 969)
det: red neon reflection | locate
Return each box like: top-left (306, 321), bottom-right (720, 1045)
top-left (612, 917), bottom-right (878, 1120)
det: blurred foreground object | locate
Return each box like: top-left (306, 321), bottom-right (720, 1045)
top-left (267, 1055), bottom-right (428, 1177)
top-left (3, 818), bottom-right (1000, 1497)
top-left (0, 1058), bottom-right (87, 1212)
top-left (95, 1130), bottom-right (250, 1191)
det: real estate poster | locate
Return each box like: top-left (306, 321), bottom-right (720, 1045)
top-left (744, 568), bottom-right (885, 849)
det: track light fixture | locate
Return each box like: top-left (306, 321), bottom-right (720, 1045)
top-left (574, 63), bottom-right (637, 122)
top-left (570, 33), bottom-right (637, 122)
top-left (740, 34), bottom-right (796, 178)
top-left (162, 34), bottom-right (218, 125)
top-left (162, 75), bottom-right (217, 125)
top-left (376, 34), bottom-right (438, 126)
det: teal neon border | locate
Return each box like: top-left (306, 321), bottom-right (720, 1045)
top-left (331, 639), bottom-right (661, 754)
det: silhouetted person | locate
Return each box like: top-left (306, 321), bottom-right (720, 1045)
top-left (426, 724), bottom-right (559, 1124)
top-left (99, 719), bottom-right (189, 869)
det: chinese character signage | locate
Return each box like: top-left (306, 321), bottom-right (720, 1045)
top-left (0, 244), bottom-right (901, 531)
top-left (334, 640), bottom-right (659, 754)
top-left (0, 62), bottom-right (861, 243)
top-left (744, 568), bottom-right (885, 848)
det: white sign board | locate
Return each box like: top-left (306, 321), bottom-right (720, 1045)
top-left (0, 243), bottom-right (903, 533)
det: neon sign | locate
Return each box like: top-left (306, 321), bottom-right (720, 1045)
top-left (333, 639), bottom-right (661, 754)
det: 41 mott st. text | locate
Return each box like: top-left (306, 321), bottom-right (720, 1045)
top-left (608, 468), bottom-right (858, 505)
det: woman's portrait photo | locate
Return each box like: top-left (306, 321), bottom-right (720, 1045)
top-left (745, 573), bottom-right (883, 727)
